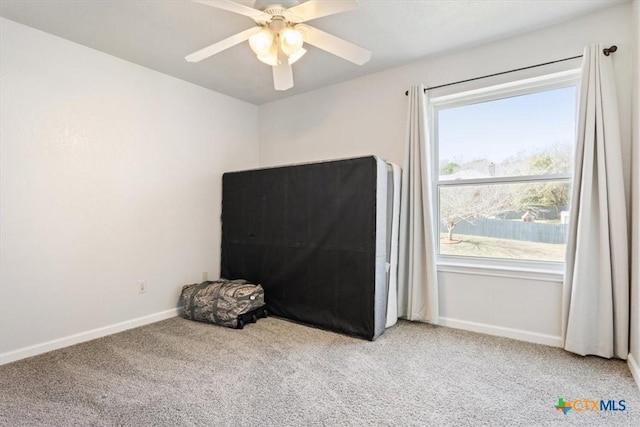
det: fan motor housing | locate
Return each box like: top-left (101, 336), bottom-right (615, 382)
top-left (268, 16), bottom-right (287, 31)
top-left (254, 1), bottom-right (300, 12)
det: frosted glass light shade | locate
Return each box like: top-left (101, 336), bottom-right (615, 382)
top-left (280, 27), bottom-right (304, 57)
top-left (288, 48), bottom-right (306, 64)
top-left (257, 53), bottom-right (279, 66)
top-left (249, 29), bottom-right (274, 56)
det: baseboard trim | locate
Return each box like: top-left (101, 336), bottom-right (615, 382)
top-left (628, 353), bottom-right (640, 389)
top-left (438, 316), bottom-right (563, 347)
top-left (0, 308), bottom-right (180, 366)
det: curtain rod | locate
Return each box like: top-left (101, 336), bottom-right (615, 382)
top-left (404, 45), bottom-right (617, 96)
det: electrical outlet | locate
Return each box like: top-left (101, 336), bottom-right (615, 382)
top-left (202, 272), bottom-right (208, 281)
top-left (138, 280), bottom-right (147, 294)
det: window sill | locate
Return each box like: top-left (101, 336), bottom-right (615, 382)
top-left (436, 260), bottom-right (564, 282)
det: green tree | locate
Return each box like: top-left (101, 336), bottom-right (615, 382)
top-left (515, 144), bottom-right (573, 217)
top-left (516, 182), bottom-right (570, 218)
top-left (439, 161), bottom-right (460, 175)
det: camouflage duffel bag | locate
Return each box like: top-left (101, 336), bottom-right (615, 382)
top-left (180, 279), bottom-right (266, 329)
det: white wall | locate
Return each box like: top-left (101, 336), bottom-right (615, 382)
top-left (259, 4), bottom-right (633, 345)
top-left (0, 19), bottom-right (259, 363)
top-left (629, 0), bottom-right (640, 383)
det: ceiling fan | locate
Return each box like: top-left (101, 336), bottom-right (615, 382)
top-left (185, 0), bottom-right (372, 91)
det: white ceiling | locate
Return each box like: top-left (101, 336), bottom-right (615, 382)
top-left (0, 0), bottom-right (627, 105)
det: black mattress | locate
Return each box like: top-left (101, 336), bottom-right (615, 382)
top-left (221, 156), bottom-right (388, 340)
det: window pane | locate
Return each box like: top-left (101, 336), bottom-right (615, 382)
top-left (438, 86), bottom-right (576, 180)
top-left (439, 181), bottom-right (570, 262)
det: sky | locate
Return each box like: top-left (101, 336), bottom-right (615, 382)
top-left (437, 86), bottom-right (577, 166)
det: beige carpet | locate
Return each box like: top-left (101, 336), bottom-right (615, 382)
top-left (0, 317), bottom-right (638, 426)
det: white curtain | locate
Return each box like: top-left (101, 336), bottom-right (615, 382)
top-left (397, 85), bottom-right (439, 323)
top-left (562, 45), bottom-right (629, 359)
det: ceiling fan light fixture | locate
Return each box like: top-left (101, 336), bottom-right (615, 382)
top-left (248, 28), bottom-right (274, 56)
top-left (280, 27), bottom-right (304, 57)
top-left (256, 40), bottom-right (280, 66)
top-left (257, 53), bottom-right (279, 66)
top-left (287, 47), bottom-right (306, 65)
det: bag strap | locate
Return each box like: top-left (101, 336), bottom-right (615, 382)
top-left (210, 282), bottom-right (225, 324)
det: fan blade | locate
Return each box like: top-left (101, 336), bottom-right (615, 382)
top-left (185, 27), bottom-right (259, 62)
top-left (299, 25), bottom-right (371, 65)
top-left (286, 0), bottom-right (359, 23)
top-left (273, 51), bottom-right (293, 91)
top-left (192, 0), bottom-right (272, 22)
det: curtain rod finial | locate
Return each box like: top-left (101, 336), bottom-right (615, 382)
top-left (603, 45), bottom-right (617, 56)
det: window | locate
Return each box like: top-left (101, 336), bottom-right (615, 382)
top-left (432, 71), bottom-right (579, 266)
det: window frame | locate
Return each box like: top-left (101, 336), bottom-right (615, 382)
top-left (429, 69), bottom-right (581, 277)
